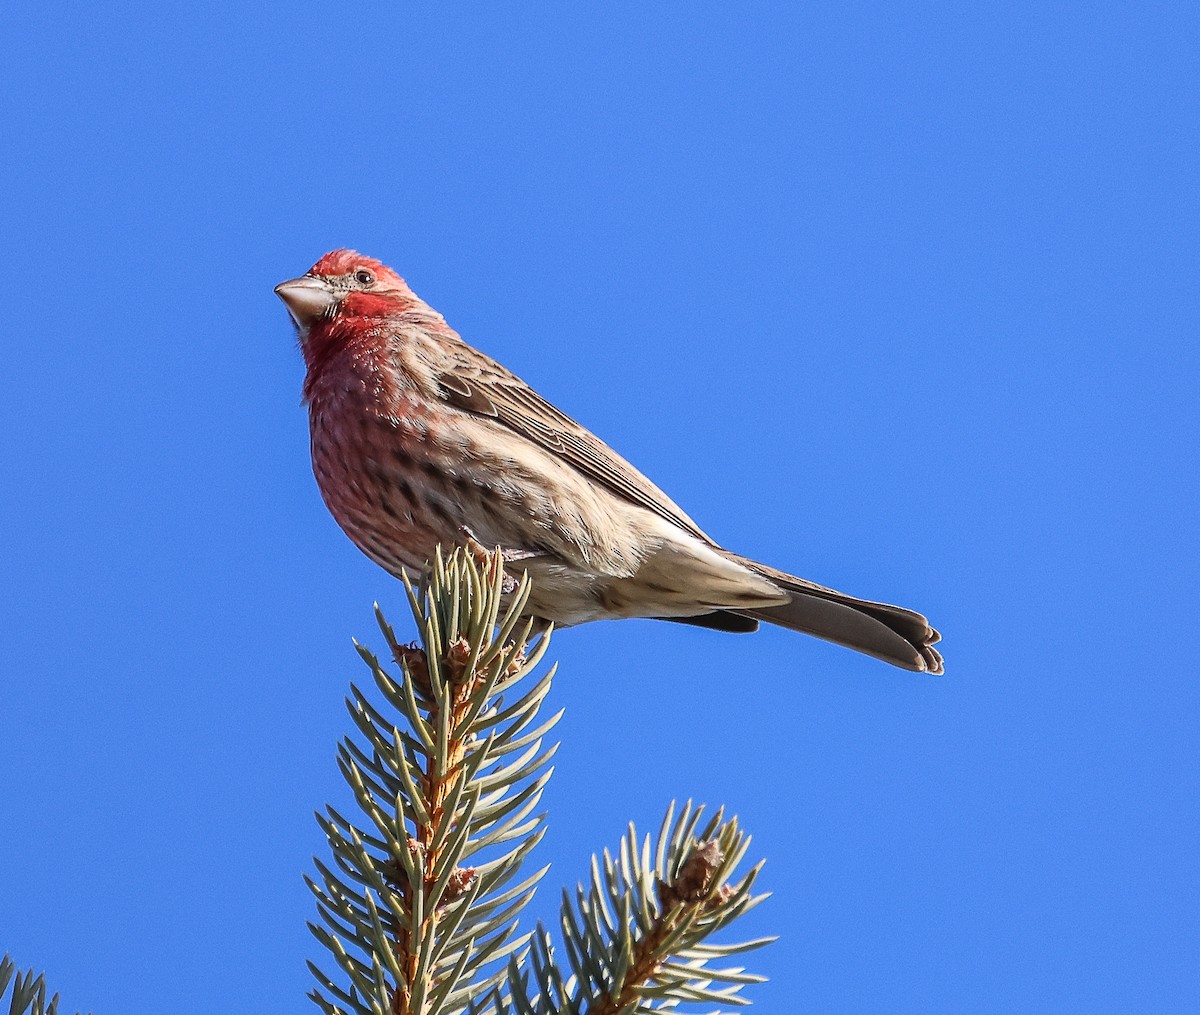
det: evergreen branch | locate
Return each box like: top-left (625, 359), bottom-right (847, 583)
top-left (308, 548), bottom-right (560, 1015)
top-left (495, 802), bottom-right (771, 1015)
top-left (0, 956), bottom-right (86, 1015)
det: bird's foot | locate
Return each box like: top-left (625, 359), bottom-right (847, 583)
top-left (458, 527), bottom-right (541, 594)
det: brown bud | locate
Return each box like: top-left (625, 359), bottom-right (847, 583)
top-left (441, 866), bottom-right (478, 907)
top-left (446, 637), bottom-right (473, 683)
top-left (381, 838), bottom-right (423, 890)
top-left (394, 643), bottom-right (433, 698)
top-left (666, 839), bottom-right (725, 906)
top-left (656, 877), bottom-right (679, 911)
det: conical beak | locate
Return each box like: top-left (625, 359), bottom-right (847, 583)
top-left (275, 275), bottom-right (338, 332)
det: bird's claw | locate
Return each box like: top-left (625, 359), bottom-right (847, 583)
top-left (459, 527), bottom-right (538, 594)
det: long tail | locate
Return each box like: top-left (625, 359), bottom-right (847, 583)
top-left (719, 553), bottom-right (943, 673)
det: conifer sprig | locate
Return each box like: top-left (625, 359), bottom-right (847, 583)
top-left (0, 956), bottom-right (85, 1015)
top-left (307, 548), bottom-right (561, 1015)
top-left (6, 548), bottom-right (774, 1015)
top-left (492, 802), bottom-right (772, 1015)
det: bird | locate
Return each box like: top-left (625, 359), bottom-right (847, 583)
top-left (276, 249), bottom-right (943, 673)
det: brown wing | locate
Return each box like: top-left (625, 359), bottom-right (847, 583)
top-left (433, 344), bottom-right (712, 542)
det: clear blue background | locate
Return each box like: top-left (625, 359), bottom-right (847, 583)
top-left (2, 4), bottom-right (1196, 1012)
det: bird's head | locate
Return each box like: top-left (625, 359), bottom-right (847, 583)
top-left (275, 249), bottom-right (417, 344)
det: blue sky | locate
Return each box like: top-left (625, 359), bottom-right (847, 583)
top-left (2, 3), bottom-right (1196, 1012)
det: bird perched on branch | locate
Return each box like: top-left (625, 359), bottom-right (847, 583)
top-left (277, 250), bottom-right (942, 673)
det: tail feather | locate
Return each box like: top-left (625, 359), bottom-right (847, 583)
top-left (724, 553), bottom-right (944, 674)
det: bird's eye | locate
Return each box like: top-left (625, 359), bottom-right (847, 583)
top-left (354, 269), bottom-right (375, 286)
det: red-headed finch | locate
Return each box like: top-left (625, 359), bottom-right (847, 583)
top-left (277, 250), bottom-right (942, 673)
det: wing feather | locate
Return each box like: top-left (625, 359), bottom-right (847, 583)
top-left (433, 344), bottom-right (711, 542)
